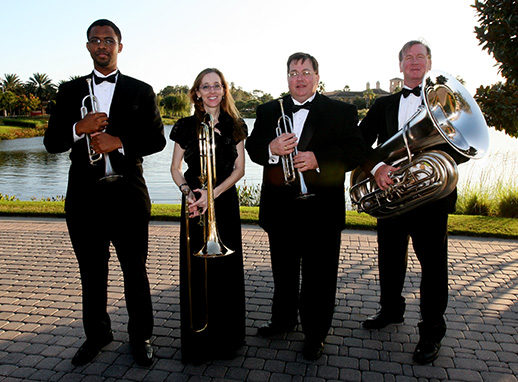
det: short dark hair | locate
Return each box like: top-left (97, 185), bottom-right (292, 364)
top-left (87, 19), bottom-right (122, 42)
top-left (398, 40), bottom-right (431, 62)
top-left (287, 52), bottom-right (319, 74)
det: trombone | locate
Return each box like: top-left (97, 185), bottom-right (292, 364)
top-left (184, 112), bottom-right (234, 332)
top-left (195, 113), bottom-right (234, 258)
top-left (80, 78), bottom-right (122, 182)
top-left (276, 98), bottom-right (313, 199)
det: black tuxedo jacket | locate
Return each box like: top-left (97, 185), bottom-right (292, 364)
top-left (359, 91), bottom-right (467, 214)
top-left (246, 93), bottom-right (369, 231)
top-left (44, 72), bottom-right (166, 214)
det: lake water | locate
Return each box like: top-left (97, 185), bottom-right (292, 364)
top-left (0, 118), bottom-right (517, 204)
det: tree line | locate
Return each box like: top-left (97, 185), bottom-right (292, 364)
top-left (0, 74), bottom-right (276, 120)
top-left (1, 0), bottom-right (516, 136)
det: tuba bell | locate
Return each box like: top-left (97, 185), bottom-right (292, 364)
top-left (349, 70), bottom-right (490, 219)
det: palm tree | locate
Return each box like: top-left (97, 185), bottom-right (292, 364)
top-left (2, 73), bottom-right (24, 94)
top-left (26, 73), bottom-right (56, 101)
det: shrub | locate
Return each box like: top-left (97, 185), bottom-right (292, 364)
top-left (497, 189), bottom-right (518, 218)
top-left (0, 194), bottom-right (19, 201)
top-left (2, 118), bottom-right (44, 128)
top-left (457, 192), bottom-right (491, 216)
top-left (237, 183), bottom-right (261, 207)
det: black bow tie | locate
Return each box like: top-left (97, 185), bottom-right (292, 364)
top-left (402, 86), bottom-right (421, 98)
top-left (93, 72), bottom-right (117, 85)
top-left (292, 101), bottom-right (312, 113)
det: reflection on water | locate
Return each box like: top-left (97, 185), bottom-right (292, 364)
top-left (0, 121), bottom-right (263, 204)
top-left (0, 120), bottom-right (516, 204)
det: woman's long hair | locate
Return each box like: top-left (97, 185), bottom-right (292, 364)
top-left (189, 68), bottom-right (246, 141)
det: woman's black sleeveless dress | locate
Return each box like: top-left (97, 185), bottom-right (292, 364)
top-left (169, 113), bottom-right (247, 364)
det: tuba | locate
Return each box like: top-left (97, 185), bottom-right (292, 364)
top-left (80, 78), bottom-right (122, 182)
top-left (350, 70), bottom-right (490, 219)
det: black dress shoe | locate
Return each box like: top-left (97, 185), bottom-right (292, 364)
top-left (303, 339), bottom-right (324, 360)
top-left (413, 340), bottom-right (441, 364)
top-left (257, 321), bottom-right (297, 337)
top-left (132, 340), bottom-right (154, 367)
top-left (71, 333), bottom-right (114, 366)
top-left (362, 311), bottom-right (404, 330)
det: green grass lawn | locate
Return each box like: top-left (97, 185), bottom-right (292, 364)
top-left (0, 201), bottom-right (516, 239)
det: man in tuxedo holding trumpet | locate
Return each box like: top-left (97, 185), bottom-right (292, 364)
top-left (44, 19), bottom-right (165, 367)
top-left (246, 52), bottom-right (371, 360)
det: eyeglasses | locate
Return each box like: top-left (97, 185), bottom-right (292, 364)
top-left (199, 84), bottom-right (223, 92)
top-left (403, 54), bottom-right (429, 63)
top-left (288, 70), bottom-right (314, 79)
top-left (88, 38), bottom-right (118, 46)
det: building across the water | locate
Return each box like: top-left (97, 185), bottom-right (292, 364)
top-left (324, 78), bottom-right (403, 104)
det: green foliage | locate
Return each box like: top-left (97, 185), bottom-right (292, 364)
top-left (2, 118), bottom-right (44, 128)
top-left (230, 83), bottom-right (273, 117)
top-left (457, 192), bottom-right (491, 216)
top-left (159, 92), bottom-right (190, 118)
top-left (475, 82), bottom-right (518, 137)
top-left (474, 0), bottom-right (518, 83)
top-left (236, 183), bottom-right (261, 207)
top-left (31, 195), bottom-right (66, 202)
top-left (0, 194), bottom-right (18, 201)
top-left (473, 0), bottom-right (518, 137)
top-left (497, 189), bottom-right (518, 218)
top-left (357, 109), bottom-right (368, 121)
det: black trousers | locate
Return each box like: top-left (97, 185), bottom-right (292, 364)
top-left (66, 195), bottom-right (153, 344)
top-left (376, 203), bottom-right (449, 342)
top-left (267, 224), bottom-right (341, 342)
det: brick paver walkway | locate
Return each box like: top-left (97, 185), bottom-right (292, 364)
top-left (0, 217), bottom-right (517, 381)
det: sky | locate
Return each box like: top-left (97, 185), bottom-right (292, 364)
top-left (1, 0), bottom-right (504, 98)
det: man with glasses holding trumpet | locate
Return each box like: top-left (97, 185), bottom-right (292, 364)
top-left (246, 52), bottom-right (370, 360)
top-left (44, 19), bottom-right (165, 367)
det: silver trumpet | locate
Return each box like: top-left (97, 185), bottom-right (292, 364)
top-left (80, 78), bottom-right (122, 182)
top-left (276, 99), bottom-right (313, 199)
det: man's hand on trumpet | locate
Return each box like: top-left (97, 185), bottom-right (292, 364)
top-left (75, 112), bottom-right (109, 136)
top-left (293, 151), bottom-right (318, 172)
top-left (269, 132), bottom-right (297, 156)
top-left (90, 132), bottom-right (122, 154)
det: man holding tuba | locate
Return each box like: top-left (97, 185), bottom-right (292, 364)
top-left (44, 19), bottom-right (165, 367)
top-left (359, 40), bottom-right (470, 364)
top-left (246, 52), bottom-right (371, 360)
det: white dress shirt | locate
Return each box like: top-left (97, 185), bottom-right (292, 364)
top-left (370, 87), bottom-right (422, 175)
top-left (73, 69), bottom-right (118, 142)
top-left (268, 93), bottom-right (316, 164)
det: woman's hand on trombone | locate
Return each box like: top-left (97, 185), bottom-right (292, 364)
top-left (270, 133), bottom-right (297, 156)
top-left (188, 189), bottom-right (208, 217)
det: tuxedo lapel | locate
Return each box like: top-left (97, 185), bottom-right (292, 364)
top-left (298, 93), bottom-right (321, 151)
top-left (386, 92), bottom-right (402, 137)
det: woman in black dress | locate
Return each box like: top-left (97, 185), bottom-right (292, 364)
top-left (170, 68), bottom-right (247, 364)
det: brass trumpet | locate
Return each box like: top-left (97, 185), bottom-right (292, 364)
top-left (80, 78), bottom-right (122, 182)
top-left (276, 98), bottom-right (312, 199)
